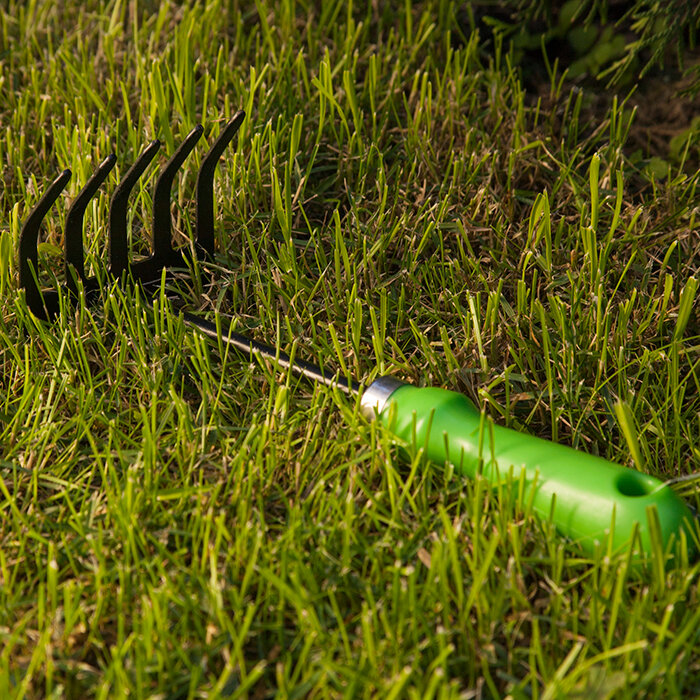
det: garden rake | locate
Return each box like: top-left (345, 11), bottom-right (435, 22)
top-left (18, 112), bottom-right (696, 562)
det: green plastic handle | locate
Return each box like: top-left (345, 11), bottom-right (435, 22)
top-left (374, 383), bottom-right (695, 558)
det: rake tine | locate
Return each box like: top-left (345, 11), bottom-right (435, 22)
top-left (152, 124), bottom-right (203, 266)
top-left (195, 111), bottom-right (245, 261)
top-left (19, 169), bottom-right (72, 319)
top-left (65, 154), bottom-right (117, 295)
top-left (109, 139), bottom-right (161, 277)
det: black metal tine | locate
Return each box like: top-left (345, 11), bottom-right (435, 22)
top-left (109, 139), bottom-right (161, 277)
top-left (19, 169), bottom-right (72, 320)
top-left (152, 125), bottom-right (203, 265)
top-left (65, 154), bottom-right (117, 294)
top-left (195, 111), bottom-right (245, 260)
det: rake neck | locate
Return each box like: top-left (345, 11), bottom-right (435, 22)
top-left (179, 309), bottom-right (360, 396)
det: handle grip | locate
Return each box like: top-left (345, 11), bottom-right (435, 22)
top-left (372, 382), bottom-right (695, 558)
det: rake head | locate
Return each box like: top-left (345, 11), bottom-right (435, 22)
top-left (18, 111), bottom-right (245, 320)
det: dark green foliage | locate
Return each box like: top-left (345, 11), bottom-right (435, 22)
top-left (470, 0), bottom-right (700, 92)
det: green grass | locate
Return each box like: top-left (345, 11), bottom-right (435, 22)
top-left (1, 0), bottom-right (700, 697)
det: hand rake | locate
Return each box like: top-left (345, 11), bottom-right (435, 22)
top-left (18, 112), bottom-right (696, 562)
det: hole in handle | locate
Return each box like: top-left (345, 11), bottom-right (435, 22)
top-left (616, 472), bottom-right (654, 498)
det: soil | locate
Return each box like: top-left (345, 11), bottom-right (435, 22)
top-left (625, 58), bottom-right (700, 161)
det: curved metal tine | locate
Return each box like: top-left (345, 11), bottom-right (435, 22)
top-left (109, 139), bottom-right (161, 277)
top-left (65, 154), bottom-right (117, 296)
top-left (195, 111), bottom-right (245, 261)
top-left (19, 169), bottom-right (72, 320)
top-left (152, 124), bottom-right (203, 267)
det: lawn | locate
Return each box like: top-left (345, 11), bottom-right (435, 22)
top-left (1, 1), bottom-right (699, 697)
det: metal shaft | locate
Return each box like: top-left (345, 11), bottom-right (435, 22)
top-left (179, 309), bottom-right (360, 395)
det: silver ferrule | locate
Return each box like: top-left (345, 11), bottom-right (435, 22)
top-left (360, 376), bottom-right (406, 420)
